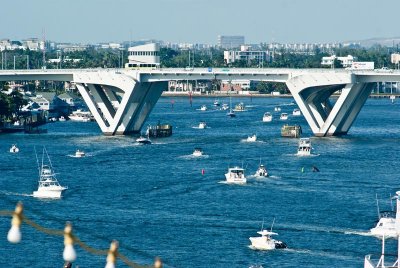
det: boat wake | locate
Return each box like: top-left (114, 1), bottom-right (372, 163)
top-left (192, 126), bottom-right (210, 129)
top-left (67, 154), bottom-right (93, 158)
top-left (218, 181), bottom-right (247, 185)
top-left (179, 154), bottom-right (210, 159)
top-left (0, 190), bottom-right (33, 197)
top-left (241, 139), bottom-right (265, 143)
top-left (343, 230), bottom-right (374, 237)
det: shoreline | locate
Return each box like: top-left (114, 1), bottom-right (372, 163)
top-left (161, 92), bottom-right (400, 98)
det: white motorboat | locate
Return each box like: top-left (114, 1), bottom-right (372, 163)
top-left (33, 147), bottom-right (67, 199)
top-left (225, 166), bottom-right (246, 184)
top-left (198, 122), bottom-right (207, 129)
top-left (192, 148), bottom-right (203, 157)
top-left (280, 113), bottom-right (288, 120)
top-left (200, 105), bottom-right (207, 111)
top-left (69, 109), bottom-right (93, 122)
top-left (9, 144), bottom-right (19, 153)
top-left (75, 149), bottom-right (85, 158)
top-left (364, 191), bottom-right (400, 268)
top-left (292, 108), bottom-right (301, 116)
top-left (254, 164), bottom-right (269, 177)
top-left (249, 220), bottom-right (287, 250)
top-left (262, 112), bottom-right (272, 122)
top-left (136, 135), bottom-right (152, 145)
top-left (274, 107), bottom-right (281, 112)
top-left (297, 138), bottom-right (312, 156)
top-left (213, 99), bottom-right (221, 106)
top-left (233, 102), bottom-right (246, 112)
top-left (246, 134), bottom-right (257, 142)
top-left (59, 116), bottom-right (66, 122)
top-left (370, 212), bottom-right (396, 238)
top-left (226, 97), bottom-right (236, 117)
top-left (221, 103), bottom-right (229, 110)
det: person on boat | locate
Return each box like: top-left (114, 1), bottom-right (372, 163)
top-left (312, 165), bottom-right (320, 172)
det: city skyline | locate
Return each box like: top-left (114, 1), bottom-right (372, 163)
top-left (1, 0), bottom-right (400, 44)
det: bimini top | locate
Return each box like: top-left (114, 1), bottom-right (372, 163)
top-left (257, 230), bottom-right (278, 236)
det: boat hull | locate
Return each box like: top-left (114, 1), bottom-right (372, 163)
top-left (33, 187), bottom-right (65, 199)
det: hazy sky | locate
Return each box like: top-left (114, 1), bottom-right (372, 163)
top-left (2, 0), bottom-right (399, 44)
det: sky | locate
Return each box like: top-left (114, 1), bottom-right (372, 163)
top-left (1, 0), bottom-right (400, 44)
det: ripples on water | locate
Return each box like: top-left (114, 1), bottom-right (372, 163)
top-left (0, 97), bottom-right (399, 267)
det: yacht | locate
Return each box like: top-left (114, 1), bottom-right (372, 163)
top-left (69, 109), bottom-right (92, 122)
top-left (192, 148), bottom-right (203, 157)
top-left (280, 113), bottom-right (288, 120)
top-left (364, 191), bottom-right (400, 268)
top-left (200, 105), bottom-right (207, 111)
top-left (262, 112), bottom-right (272, 122)
top-left (297, 138), bottom-right (312, 156)
top-left (274, 107), bottom-right (281, 112)
top-left (246, 134), bottom-right (257, 142)
top-left (136, 135), bottom-right (152, 145)
top-left (292, 108), bottom-right (301, 116)
top-left (198, 122), bottom-right (207, 129)
top-left (9, 144), bottom-right (19, 153)
top-left (33, 147), bottom-right (67, 199)
top-left (75, 149), bottom-right (85, 158)
top-left (370, 211), bottom-right (396, 238)
top-left (254, 164), bottom-right (269, 177)
top-left (249, 220), bottom-right (287, 250)
top-left (225, 166), bottom-right (246, 184)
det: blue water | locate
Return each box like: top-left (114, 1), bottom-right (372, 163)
top-left (1, 97), bottom-right (400, 267)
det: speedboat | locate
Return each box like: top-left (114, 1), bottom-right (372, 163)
top-left (75, 149), bottom-right (85, 158)
top-left (292, 108), bottom-right (301, 116)
top-left (59, 116), bottom-right (66, 121)
top-left (280, 113), bottom-right (288, 120)
top-left (192, 148), bottom-right (203, 157)
top-left (68, 109), bottom-right (92, 122)
top-left (297, 138), bottom-right (312, 156)
top-left (221, 103), bottom-right (229, 110)
top-left (213, 99), bottom-right (221, 106)
top-left (226, 110), bottom-right (236, 117)
top-left (198, 122), bottom-right (207, 129)
top-left (225, 166), bottom-right (246, 184)
top-left (33, 147), bottom-right (67, 199)
top-left (274, 107), bottom-right (281, 112)
top-left (246, 134), bottom-right (257, 142)
top-left (370, 211), bottom-right (397, 238)
top-left (249, 227), bottom-right (287, 250)
top-left (200, 105), bottom-right (207, 111)
top-left (136, 135), bottom-right (152, 145)
top-left (233, 102), bottom-right (246, 112)
top-left (262, 112), bottom-right (272, 122)
top-left (254, 164), bottom-right (269, 177)
top-left (9, 144), bottom-right (19, 153)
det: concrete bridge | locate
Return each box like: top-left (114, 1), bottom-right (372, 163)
top-left (0, 67), bottom-right (399, 136)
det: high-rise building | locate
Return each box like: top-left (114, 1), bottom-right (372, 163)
top-left (217, 35), bottom-right (245, 49)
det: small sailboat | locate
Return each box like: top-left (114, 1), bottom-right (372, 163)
top-left (226, 97), bottom-right (236, 117)
top-left (262, 112), bottom-right (272, 122)
top-left (249, 219), bottom-right (287, 250)
top-left (33, 147), bottom-right (67, 199)
top-left (9, 144), bottom-right (19, 153)
top-left (225, 166), bottom-right (246, 184)
top-left (75, 149), bottom-right (85, 158)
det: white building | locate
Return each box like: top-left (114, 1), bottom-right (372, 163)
top-left (22, 38), bottom-right (44, 51)
top-left (321, 55), bottom-right (355, 68)
top-left (125, 43), bottom-right (160, 69)
top-left (224, 45), bottom-right (270, 65)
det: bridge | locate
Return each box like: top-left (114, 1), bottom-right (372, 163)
top-left (0, 68), bottom-right (399, 136)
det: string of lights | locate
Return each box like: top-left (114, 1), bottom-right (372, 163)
top-left (1, 202), bottom-right (163, 268)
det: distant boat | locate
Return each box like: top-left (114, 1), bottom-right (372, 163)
top-left (75, 149), bottom-right (85, 158)
top-left (280, 113), bottom-right (288, 120)
top-left (249, 219), bottom-right (287, 250)
top-left (246, 134), bottom-right (257, 142)
top-left (213, 99), bottom-right (221, 106)
top-left (198, 122), bottom-right (207, 129)
top-left (274, 107), bottom-right (281, 112)
top-left (254, 163), bottom-right (269, 177)
top-left (281, 124), bottom-right (302, 138)
top-left (59, 116), bottom-right (66, 122)
top-left (233, 102), bottom-right (246, 112)
top-left (192, 148), bottom-right (203, 157)
top-left (69, 109), bottom-right (93, 122)
top-left (200, 105), bottom-right (207, 111)
top-left (297, 138), bottom-right (312, 156)
top-left (225, 166), bottom-right (246, 184)
top-left (136, 135), bottom-right (152, 145)
top-left (221, 103), bottom-right (229, 111)
top-left (292, 109), bottom-right (301, 116)
top-left (33, 147), bottom-right (67, 199)
top-left (226, 97), bottom-right (236, 117)
top-left (9, 144), bottom-right (19, 153)
top-left (262, 112), bottom-right (272, 122)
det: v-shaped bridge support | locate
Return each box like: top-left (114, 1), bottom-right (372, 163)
top-left (73, 72), bottom-right (166, 135)
top-left (287, 73), bottom-right (373, 136)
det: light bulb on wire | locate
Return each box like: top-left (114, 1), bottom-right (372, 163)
top-left (7, 202), bottom-right (23, 243)
top-left (63, 222), bottom-right (76, 262)
top-left (105, 240), bottom-right (118, 268)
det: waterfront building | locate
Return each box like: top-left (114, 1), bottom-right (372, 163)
top-left (22, 38), bottom-right (45, 51)
top-left (125, 43), bottom-right (160, 69)
top-left (224, 45), bottom-right (270, 65)
top-left (321, 55), bottom-right (355, 68)
top-left (220, 79), bottom-right (259, 92)
top-left (218, 35), bottom-right (245, 49)
top-left (167, 80), bottom-right (210, 94)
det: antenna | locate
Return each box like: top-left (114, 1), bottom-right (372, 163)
top-left (34, 146), bottom-right (40, 178)
top-left (260, 218), bottom-right (264, 231)
top-left (376, 193), bottom-right (381, 219)
top-left (270, 217), bottom-right (276, 232)
top-left (390, 193), bottom-right (394, 211)
top-left (42, 28), bottom-right (46, 69)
